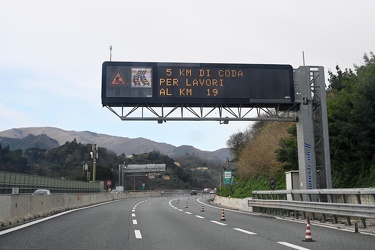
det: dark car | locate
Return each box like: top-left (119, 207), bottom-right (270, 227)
top-left (190, 190), bottom-right (197, 195)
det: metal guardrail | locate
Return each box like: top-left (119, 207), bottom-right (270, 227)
top-left (250, 189), bottom-right (375, 228)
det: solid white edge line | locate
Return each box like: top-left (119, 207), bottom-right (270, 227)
top-left (0, 200), bottom-right (117, 236)
top-left (233, 228), bottom-right (257, 235)
top-left (278, 242), bottom-right (310, 250)
top-left (274, 217), bottom-right (375, 236)
top-left (134, 230), bottom-right (142, 239)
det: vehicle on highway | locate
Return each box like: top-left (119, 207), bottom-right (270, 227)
top-left (209, 190), bottom-right (216, 194)
top-left (110, 189), bottom-right (120, 194)
top-left (190, 190), bottom-right (197, 195)
top-left (32, 189), bottom-right (51, 195)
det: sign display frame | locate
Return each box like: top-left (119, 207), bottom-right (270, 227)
top-left (102, 61), bottom-right (295, 110)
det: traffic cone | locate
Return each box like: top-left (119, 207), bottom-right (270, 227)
top-left (302, 218), bottom-right (315, 242)
top-left (201, 204), bottom-right (205, 212)
top-left (220, 209), bottom-right (226, 221)
top-left (177, 198), bottom-right (179, 204)
top-left (185, 201), bottom-right (188, 208)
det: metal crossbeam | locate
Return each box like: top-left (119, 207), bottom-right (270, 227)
top-left (105, 103), bottom-right (298, 123)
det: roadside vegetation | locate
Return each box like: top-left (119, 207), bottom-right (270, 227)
top-left (221, 52), bottom-right (375, 197)
top-left (0, 140), bottom-right (219, 190)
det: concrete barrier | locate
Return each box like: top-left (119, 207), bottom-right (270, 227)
top-left (0, 191), bottom-right (160, 228)
top-left (213, 196), bottom-right (253, 213)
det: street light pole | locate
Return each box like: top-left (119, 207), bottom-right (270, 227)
top-left (91, 144), bottom-right (98, 182)
top-left (118, 164), bottom-right (121, 186)
top-left (121, 164), bottom-right (127, 190)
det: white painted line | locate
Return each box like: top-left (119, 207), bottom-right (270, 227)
top-left (278, 242), bottom-right (310, 250)
top-left (132, 213), bottom-right (136, 217)
top-left (210, 220), bottom-right (227, 226)
top-left (134, 230), bottom-right (142, 239)
top-left (133, 220), bottom-right (137, 225)
top-left (233, 228), bottom-right (257, 235)
top-left (178, 209), bottom-right (183, 212)
top-left (132, 209), bottom-right (135, 212)
top-left (195, 215), bottom-right (205, 219)
top-left (0, 200), bottom-right (118, 236)
top-left (185, 212), bottom-right (192, 215)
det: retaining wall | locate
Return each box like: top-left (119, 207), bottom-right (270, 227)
top-left (213, 196), bottom-right (253, 212)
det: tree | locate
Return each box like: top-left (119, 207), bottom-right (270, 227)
top-left (275, 125), bottom-right (298, 171)
top-left (238, 121), bottom-right (293, 178)
top-left (226, 131), bottom-right (248, 161)
top-left (327, 52), bottom-right (375, 187)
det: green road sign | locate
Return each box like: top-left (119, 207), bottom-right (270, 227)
top-left (223, 171), bottom-right (233, 185)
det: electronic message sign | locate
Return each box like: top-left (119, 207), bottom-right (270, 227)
top-left (102, 61), bottom-right (294, 109)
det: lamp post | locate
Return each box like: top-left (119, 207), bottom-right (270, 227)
top-left (121, 164), bottom-right (126, 189)
top-left (118, 164), bottom-right (121, 185)
top-left (90, 144), bottom-right (98, 182)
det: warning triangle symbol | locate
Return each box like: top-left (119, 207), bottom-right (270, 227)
top-left (110, 71), bottom-right (127, 85)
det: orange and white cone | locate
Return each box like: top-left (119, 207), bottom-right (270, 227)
top-left (201, 204), bottom-right (205, 212)
top-left (220, 209), bottom-right (226, 221)
top-left (185, 201), bottom-right (188, 208)
top-left (302, 218), bottom-right (315, 242)
top-left (177, 198), bottom-right (179, 204)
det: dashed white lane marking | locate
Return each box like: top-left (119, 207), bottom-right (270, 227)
top-left (133, 220), bottom-right (137, 225)
top-left (278, 242), bottom-right (310, 250)
top-left (233, 228), bottom-right (257, 235)
top-left (134, 230), bottom-right (142, 239)
top-left (210, 220), bottom-right (227, 226)
top-left (132, 213), bottom-right (136, 217)
top-left (166, 197), bottom-right (313, 249)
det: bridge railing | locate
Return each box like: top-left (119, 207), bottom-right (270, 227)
top-left (250, 188), bottom-right (375, 228)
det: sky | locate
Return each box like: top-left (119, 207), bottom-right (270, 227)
top-left (0, 0), bottom-right (374, 152)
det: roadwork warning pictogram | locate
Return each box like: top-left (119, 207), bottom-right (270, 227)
top-left (110, 71), bottom-right (127, 85)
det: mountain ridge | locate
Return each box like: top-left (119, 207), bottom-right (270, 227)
top-left (0, 127), bottom-right (231, 164)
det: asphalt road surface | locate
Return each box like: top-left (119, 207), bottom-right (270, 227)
top-left (1, 195), bottom-right (374, 250)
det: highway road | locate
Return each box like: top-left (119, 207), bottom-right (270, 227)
top-left (1, 195), bottom-right (374, 250)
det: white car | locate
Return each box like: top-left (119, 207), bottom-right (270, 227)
top-left (209, 190), bottom-right (216, 194)
top-left (32, 189), bottom-right (51, 195)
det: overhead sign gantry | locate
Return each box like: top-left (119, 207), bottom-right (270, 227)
top-left (101, 61), bottom-right (332, 191)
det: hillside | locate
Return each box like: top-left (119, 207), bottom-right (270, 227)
top-left (0, 127), bottom-right (231, 164)
top-left (0, 134), bottom-right (59, 151)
